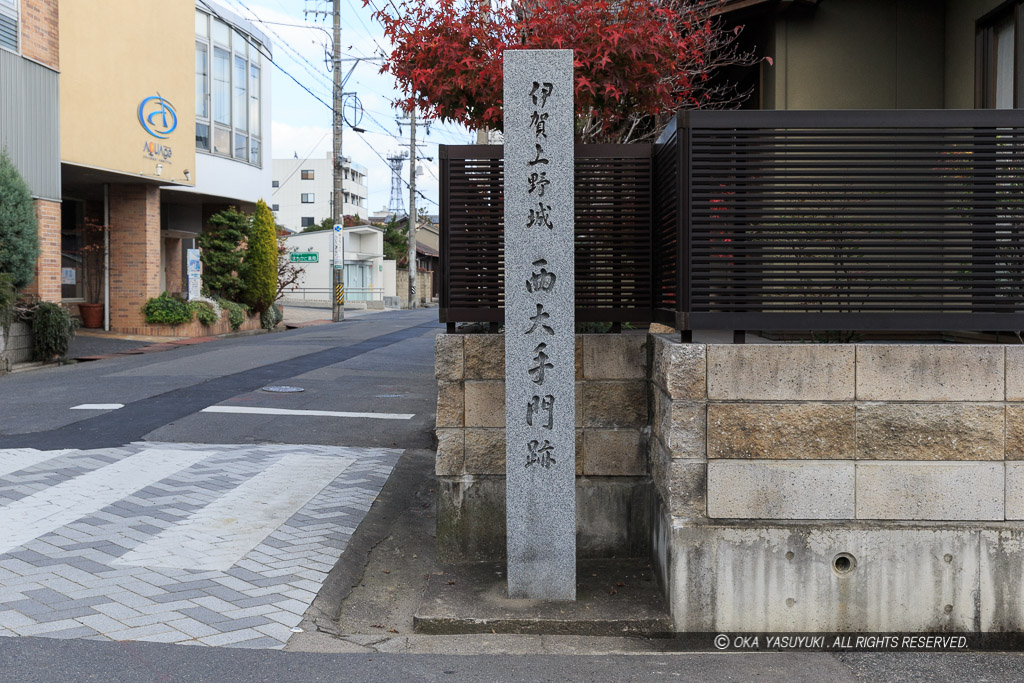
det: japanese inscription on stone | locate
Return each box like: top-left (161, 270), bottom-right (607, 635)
top-left (504, 49), bottom-right (576, 601)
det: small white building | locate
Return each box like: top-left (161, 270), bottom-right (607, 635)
top-left (271, 152), bottom-right (369, 229)
top-left (281, 225), bottom-right (395, 306)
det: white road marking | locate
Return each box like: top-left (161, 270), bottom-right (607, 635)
top-left (70, 404), bottom-right (124, 410)
top-left (201, 406), bottom-right (414, 420)
top-left (0, 448), bottom-right (216, 555)
top-left (0, 449), bottom-right (75, 479)
top-left (115, 453), bottom-right (356, 571)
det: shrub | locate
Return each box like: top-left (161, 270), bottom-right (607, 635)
top-left (198, 207), bottom-right (250, 300)
top-left (189, 300), bottom-right (219, 326)
top-left (217, 298), bottom-right (247, 330)
top-left (0, 273), bottom-right (13, 333)
top-left (0, 150), bottom-right (41, 290)
top-left (241, 200), bottom-right (277, 314)
top-left (30, 302), bottom-right (77, 361)
top-left (143, 292), bottom-right (192, 325)
top-left (260, 303), bottom-right (283, 330)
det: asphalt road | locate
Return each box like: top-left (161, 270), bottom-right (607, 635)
top-left (0, 309), bottom-right (439, 450)
top-left (3, 636), bottom-right (1024, 682)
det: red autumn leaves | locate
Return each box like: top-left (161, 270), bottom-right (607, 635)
top-left (371, 0), bottom-right (734, 142)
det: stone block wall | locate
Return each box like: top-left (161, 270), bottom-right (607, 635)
top-left (0, 321), bottom-right (33, 371)
top-left (651, 338), bottom-right (1024, 523)
top-left (649, 336), bottom-right (1024, 632)
top-left (434, 332), bottom-right (651, 561)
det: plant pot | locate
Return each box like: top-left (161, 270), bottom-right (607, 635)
top-left (78, 303), bottom-right (104, 329)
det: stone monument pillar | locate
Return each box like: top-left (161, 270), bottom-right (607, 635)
top-left (503, 49), bottom-right (576, 600)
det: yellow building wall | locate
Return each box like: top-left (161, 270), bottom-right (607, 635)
top-left (60, 1), bottom-right (195, 186)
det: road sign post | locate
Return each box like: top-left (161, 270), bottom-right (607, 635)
top-left (332, 224), bottom-right (344, 322)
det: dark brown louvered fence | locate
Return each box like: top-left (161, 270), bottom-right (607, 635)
top-left (438, 144), bottom-right (653, 325)
top-left (441, 110), bottom-right (1024, 332)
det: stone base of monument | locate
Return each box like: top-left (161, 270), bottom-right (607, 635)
top-left (412, 558), bottom-right (672, 636)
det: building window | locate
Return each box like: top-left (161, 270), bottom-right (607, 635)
top-left (196, 9), bottom-right (263, 164)
top-left (301, 169), bottom-right (315, 180)
top-left (301, 193), bottom-right (315, 203)
top-left (272, 180), bottom-right (279, 188)
top-left (272, 204), bottom-right (279, 211)
top-left (978, 2), bottom-right (1024, 108)
top-left (301, 217), bottom-right (315, 228)
top-left (0, 0), bottom-right (17, 53)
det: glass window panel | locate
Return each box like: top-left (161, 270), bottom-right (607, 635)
top-left (235, 132), bottom-right (247, 159)
top-left (196, 122), bottom-right (210, 151)
top-left (250, 138), bottom-right (260, 165)
top-left (61, 222), bottom-right (85, 300)
top-left (233, 55), bottom-right (247, 131)
top-left (195, 42), bottom-right (209, 119)
top-left (994, 17), bottom-right (1015, 110)
top-left (249, 65), bottom-right (260, 137)
top-left (212, 18), bottom-right (229, 46)
top-left (213, 47), bottom-right (230, 125)
top-left (214, 126), bottom-right (231, 155)
top-left (233, 30), bottom-right (247, 57)
top-left (0, 2), bottom-right (17, 53)
top-left (301, 217), bottom-right (315, 228)
top-left (195, 9), bottom-right (208, 38)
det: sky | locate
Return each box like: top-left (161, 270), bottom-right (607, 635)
top-left (217, 0), bottom-right (476, 216)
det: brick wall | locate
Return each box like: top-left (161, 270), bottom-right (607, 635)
top-left (164, 238), bottom-right (183, 295)
top-left (21, 198), bottom-right (61, 302)
top-left (108, 184), bottom-right (161, 331)
top-left (20, 0), bottom-right (59, 70)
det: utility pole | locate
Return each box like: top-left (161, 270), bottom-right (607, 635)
top-left (331, 0), bottom-right (345, 322)
top-left (406, 110), bottom-right (418, 309)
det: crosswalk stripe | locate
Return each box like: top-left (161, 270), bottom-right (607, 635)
top-left (115, 453), bottom-right (355, 571)
top-left (0, 448), bottom-right (215, 555)
top-left (201, 406), bottom-right (414, 420)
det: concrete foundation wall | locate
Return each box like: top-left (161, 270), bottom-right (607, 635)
top-left (649, 336), bottom-right (1024, 632)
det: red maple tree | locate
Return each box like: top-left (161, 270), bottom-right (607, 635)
top-left (371, 0), bottom-right (761, 143)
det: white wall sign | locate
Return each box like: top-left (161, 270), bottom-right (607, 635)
top-left (186, 248), bottom-right (202, 300)
top-left (333, 224), bottom-right (344, 269)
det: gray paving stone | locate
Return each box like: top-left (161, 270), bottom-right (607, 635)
top-left (0, 442), bottom-right (400, 649)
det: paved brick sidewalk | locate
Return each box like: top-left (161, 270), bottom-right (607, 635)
top-left (0, 442), bottom-right (400, 648)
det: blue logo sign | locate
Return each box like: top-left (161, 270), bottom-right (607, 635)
top-left (138, 95), bottom-right (177, 139)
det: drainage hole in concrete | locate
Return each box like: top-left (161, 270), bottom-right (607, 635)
top-left (833, 553), bottom-right (856, 575)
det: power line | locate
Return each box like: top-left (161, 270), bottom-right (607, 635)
top-left (198, 0), bottom-right (438, 207)
top-left (272, 130), bottom-right (330, 195)
top-left (340, 0), bottom-right (390, 58)
top-left (223, 0), bottom-right (337, 91)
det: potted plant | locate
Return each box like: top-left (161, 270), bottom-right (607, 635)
top-left (78, 218), bottom-right (108, 329)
